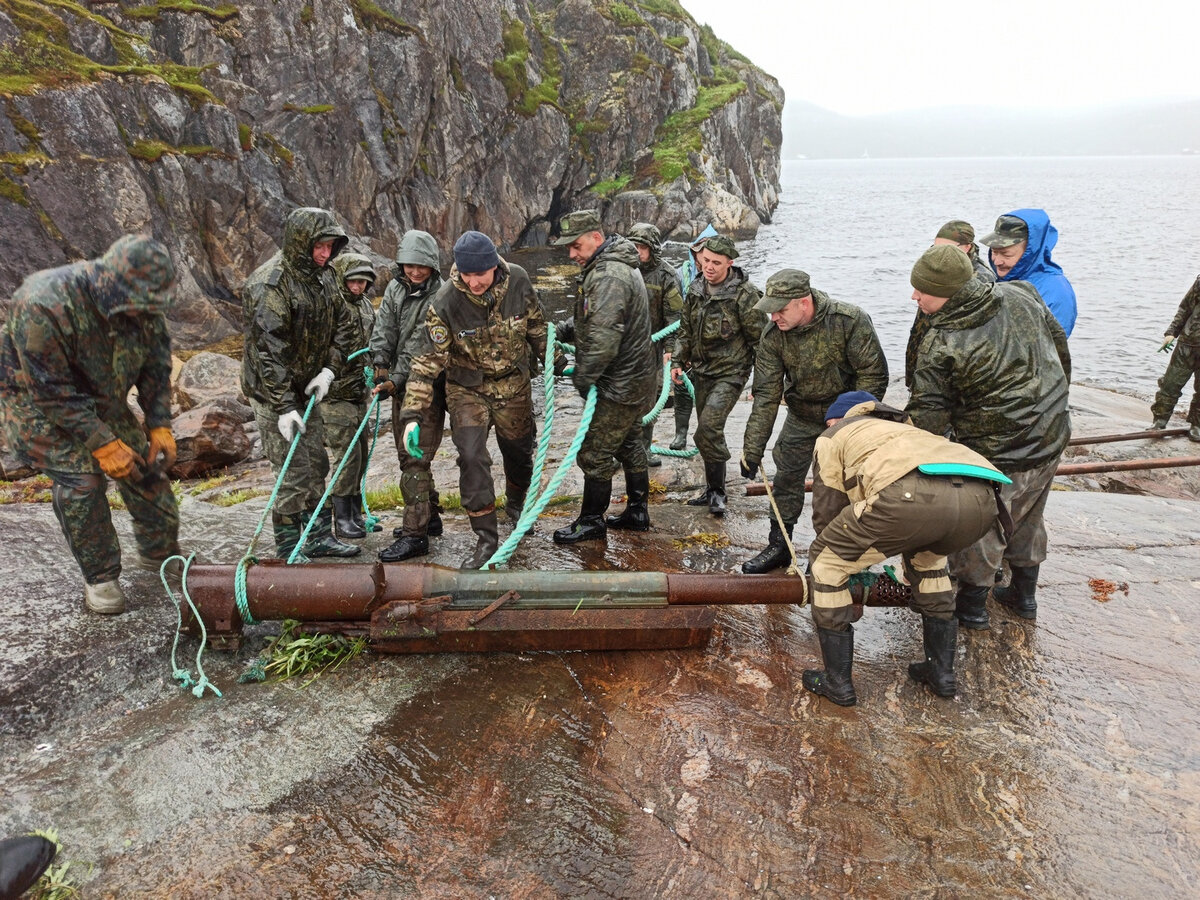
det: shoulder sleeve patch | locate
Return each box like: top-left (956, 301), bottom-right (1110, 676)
top-left (427, 322), bottom-right (451, 349)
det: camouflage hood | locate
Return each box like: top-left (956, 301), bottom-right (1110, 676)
top-left (582, 235), bottom-right (642, 275)
top-left (87, 234), bottom-right (176, 316)
top-left (626, 223), bottom-right (662, 271)
top-left (931, 277), bottom-right (1001, 332)
top-left (330, 252), bottom-right (376, 292)
top-left (282, 207), bottom-right (348, 280)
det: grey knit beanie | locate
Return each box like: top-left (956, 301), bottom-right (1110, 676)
top-left (453, 231), bottom-right (501, 273)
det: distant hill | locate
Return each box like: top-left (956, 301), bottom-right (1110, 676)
top-left (782, 99), bottom-right (1200, 158)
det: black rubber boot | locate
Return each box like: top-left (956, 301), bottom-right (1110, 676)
top-left (504, 488), bottom-right (526, 524)
top-left (554, 477), bottom-right (611, 544)
top-left (643, 424), bottom-right (661, 467)
top-left (801, 626), bottom-right (857, 706)
top-left (742, 520), bottom-right (794, 573)
top-left (397, 504), bottom-right (443, 538)
top-left (353, 493), bottom-right (381, 532)
top-left (379, 534), bottom-right (429, 562)
top-left (685, 484), bottom-right (711, 506)
top-left (994, 564), bottom-right (1039, 619)
top-left (462, 510), bottom-right (499, 569)
top-left (303, 507), bottom-right (362, 558)
top-left (272, 512), bottom-right (303, 560)
top-left (0, 834), bottom-right (57, 900)
top-left (333, 495), bottom-right (366, 539)
top-left (706, 461), bottom-right (727, 517)
top-left (908, 615), bottom-right (959, 697)
top-left (605, 470), bottom-right (650, 531)
top-left (954, 583), bottom-right (991, 630)
top-left (670, 395), bottom-right (692, 450)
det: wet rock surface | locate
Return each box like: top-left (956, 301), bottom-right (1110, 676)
top-left (1, 384), bottom-right (1198, 897)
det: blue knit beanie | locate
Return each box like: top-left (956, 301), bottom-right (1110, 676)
top-left (824, 391), bottom-right (878, 422)
top-left (453, 231), bottom-right (501, 273)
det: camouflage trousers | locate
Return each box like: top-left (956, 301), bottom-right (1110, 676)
top-left (392, 376), bottom-right (447, 536)
top-left (446, 382), bottom-right (534, 515)
top-left (767, 413), bottom-right (820, 526)
top-left (578, 397), bottom-right (647, 480)
top-left (1150, 341), bottom-right (1200, 425)
top-left (322, 398), bottom-right (370, 496)
top-left (46, 463), bottom-right (180, 585)
top-left (809, 471), bottom-right (996, 631)
top-left (251, 399), bottom-right (329, 517)
top-left (690, 373), bottom-right (748, 463)
top-left (950, 457), bottom-right (1058, 588)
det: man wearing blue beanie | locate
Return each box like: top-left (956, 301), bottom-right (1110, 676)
top-left (799, 393), bottom-right (1007, 706)
top-left (397, 230), bottom-right (547, 569)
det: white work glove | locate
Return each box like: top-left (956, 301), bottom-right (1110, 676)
top-left (278, 410), bottom-right (307, 442)
top-left (305, 367), bottom-right (335, 402)
top-left (1159, 334), bottom-right (1176, 353)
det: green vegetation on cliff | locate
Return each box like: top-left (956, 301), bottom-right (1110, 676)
top-left (493, 15), bottom-right (562, 117)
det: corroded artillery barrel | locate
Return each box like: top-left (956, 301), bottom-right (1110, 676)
top-left (182, 563), bottom-right (900, 653)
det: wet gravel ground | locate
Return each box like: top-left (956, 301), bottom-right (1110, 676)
top-left (1, 385), bottom-right (1198, 897)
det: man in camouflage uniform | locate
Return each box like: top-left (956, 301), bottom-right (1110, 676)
top-left (242, 206), bottom-right (360, 560)
top-left (323, 252), bottom-right (378, 540)
top-left (800, 393), bottom-right (1005, 707)
top-left (0, 234), bottom-right (180, 614)
top-left (551, 211), bottom-right (657, 543)
top-left (905, 220), bottom-right (996, 388)
top-left (1150, 275), bottom-right (1200, 441)
top-left (626, 223), bottom-right (683, 468)
top-left (371, 230), bottom-right (448, 561)
top-left (670, 235), bottom-right (765, 516)
top-left (740, 269), bottom-right (889, 574)
top-left (400, 231), bottom-right (547, 568)
top-left (906, 245), bottom-right (1071, 628)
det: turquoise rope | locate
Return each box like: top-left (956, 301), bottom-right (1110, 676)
top-left (288, 392), bottom-right (382, 563)
top-left (485, 323), bottom-right (600, 569)
top-left (161, 553), bottom-right (222, 698)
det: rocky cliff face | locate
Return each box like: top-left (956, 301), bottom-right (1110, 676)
top-left (0, 0), bottom-right (783, 346)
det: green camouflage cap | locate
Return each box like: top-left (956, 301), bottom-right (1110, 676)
top-left (697, 234), bottom-right (739, 259)
top-left (754, 268), bottom-right (811, 313)
top-left (332, 251), bottom-right (376, 286)
top-left (99, 233), bottom-right (176, 315)
top-left (626, 222), bottom-right (662, 252)
top-left (552, 209), bottom-right (604, 245)
top-left (978, 215), bottom-right (1029, 249)
top-left (935, 219), bottom-right (975, 244)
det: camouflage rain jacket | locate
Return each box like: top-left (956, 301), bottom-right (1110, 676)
top-left (558, 236), bottom-right (656, 406)
top-left (1167, 275), bottom-right (1200, 345)
top-left (0, 235), bottom-right (175, 473)
top-left (327, 252), bottom-right (377, 403)
top-left (240, 207), bottom-right (352, 415)
top-left (673, 266), bottom-right (764, 380)
top-left (907, 278), bottom-right (1071, 474)
top-left (402, 259), bottom-right (547, 414)
top-left (743, 290), bottom-right (889, 465)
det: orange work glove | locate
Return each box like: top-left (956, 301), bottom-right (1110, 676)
top-left (147, 426), bottom-right (177, 470)
top-left (92, 439), bottom-right (145, 479)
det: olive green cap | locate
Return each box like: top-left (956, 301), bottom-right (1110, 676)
top-left (552, 209), bottom-right (604, 245)
top-left (935, 220), bottom-right (975, 244)
top-left (754, 268), bottom-right (811, 313)
top-left (697, 234), bottom-right (739, 259)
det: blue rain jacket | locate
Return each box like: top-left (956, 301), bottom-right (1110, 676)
top-left (991, 208), bottom-right (1078, 337)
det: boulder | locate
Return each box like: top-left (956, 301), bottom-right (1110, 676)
top-left (175, 352), bottom-right (245, 412)
top-left (170, 405), bottom-right (253, 478)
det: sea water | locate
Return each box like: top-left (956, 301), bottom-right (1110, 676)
top-left (735, 156), bottom-right (1200, 400)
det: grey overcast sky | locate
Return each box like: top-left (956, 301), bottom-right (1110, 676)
top-left (680, 0), bottom-right (1200, 116)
